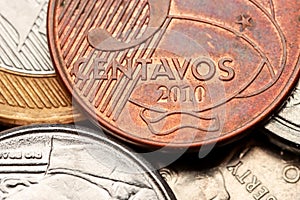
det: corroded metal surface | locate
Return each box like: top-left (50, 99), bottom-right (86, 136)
top-left (48, 0), bottom-right (300, 148)
top-left (0, 0), bottom-right (81, 125)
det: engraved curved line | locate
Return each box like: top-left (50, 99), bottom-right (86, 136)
top-left (169, 11), bottom-right (285, 106)
top-left (169, 15), bottom-right (275, 77)
top-left (274, 116), bottom-right (300, 132)
top-left (171, 0), bottom-right (287, 98)
top-left (141, 109), bottom-right (217, 123)
top-left (0, 178), bottom-right (38, 195)
top-left (149, 18), bottom-right (275, 112)
top-left (139, 108), bottom-right (220, 136)
top-left (0, 14), bottom-right (18, 44)
top-left (92, 13), bottom-right (170, 119)
top-left (159, 168), bottom-right (179, 184)
top-left (111, 18), bottom-right (173, 121)
top-left (235, 60), bottom-right (268, 98)
top-left (87, 0), bottom-right (171, 51)
top-left (199, 59), bottom-right (266, 111)
top-left (129, 99), bottom-right (166, 113)
top-left (48, 168), bottom-right (152, 189)
top-left (249, 0), bottom-right (287, 79)
top-left (234, 0), bottom-right (287, 98)
top-left (269, 0), bottom-right (275, 19)
top-left (68, 0), bottom-right (149, 115)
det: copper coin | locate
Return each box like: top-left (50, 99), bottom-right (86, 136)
top-left (48, 0), bottom-right (300, 148)
top-left (0, 0), bottom-right (82, 125)
top-left (264, 80), bottom-right (300, 154)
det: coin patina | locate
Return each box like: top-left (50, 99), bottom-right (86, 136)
top-left (264, 80), bottom-right (300, 154)
top-left (48, 0), bottom-right (300, 148)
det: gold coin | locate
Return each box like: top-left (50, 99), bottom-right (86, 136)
top-left (0, 0), bottom-right (81, 125)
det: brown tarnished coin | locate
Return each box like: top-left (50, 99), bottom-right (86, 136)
top-left (48, 0), bottom-right (300, 148)
top-left (0, 0), bottom-right (81, 125)
top-left (264, 80), bottom-right (300, 154)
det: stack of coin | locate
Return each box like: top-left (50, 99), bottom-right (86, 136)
top-left (0, 0), bottom-right (299, 199)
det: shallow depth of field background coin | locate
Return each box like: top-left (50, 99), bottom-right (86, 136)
top-left (48, 0), bottom-right (300, 148)
top-left (160, 132), bottom-right (300, 200)
top-left (0, 125), bottom-right (175, 199)
top-left (0, 0), bottom-right (81, 125)
top-left (264, 81), bottom-right (300, 153)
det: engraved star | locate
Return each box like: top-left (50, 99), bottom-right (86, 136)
top-left (236, 15), bottom-right (252, 31)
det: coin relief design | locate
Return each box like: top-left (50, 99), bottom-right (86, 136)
top-left (0, 125), bottom-right (175, 199)
top-left (160, 136), bottom-right (300, 199)
top-left (0, 0), bottom-right (54, 75)
top-left (265, 81), bottom-right (300, 152)
top-left (0, 0), bottom-right (80, 125)
top-left (224, 144), bottom-right (300, 199)
top-left (48, 0), bottom-right (300, 148)
top-left (160, 168), bottom-right (230, 200)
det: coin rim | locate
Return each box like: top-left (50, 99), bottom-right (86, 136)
top-left (0, 124), bottom-right (176, 199)
top-left (47, 0), bottom-right (300, 149)
top-left (0, 69), bottom-right (82, 125)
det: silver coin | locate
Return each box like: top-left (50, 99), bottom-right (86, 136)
top-left (160, 134), bottom-right (300, 200)
top-left (264, 80), bottom-right (300, 153)
top-left (0, 0), bottom-right (53, 75)
top-left (0, 125), bottom-right (175, 199)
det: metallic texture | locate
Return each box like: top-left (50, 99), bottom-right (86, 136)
top-left (264, 81), bottom-right (300, 153)
top-left (0, 124), bottom-right (175, 199)
top-left (0, 0), bottom-right (81, 125)
top-left (0, 1), bottom-right (54, 75)
top-left (48, 0), bottom-right (300, 148)
top-left (160, 133), bottom-right (300, 199)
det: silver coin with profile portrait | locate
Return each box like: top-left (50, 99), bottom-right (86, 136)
top-left (160, 133), bottom-right (300, 200)
top-left (0, 125), bottom-right (175, 200)
top-left (222, 135), bottom-right (300, 200)
top-left (160, 167), bottom-right (230, 200)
